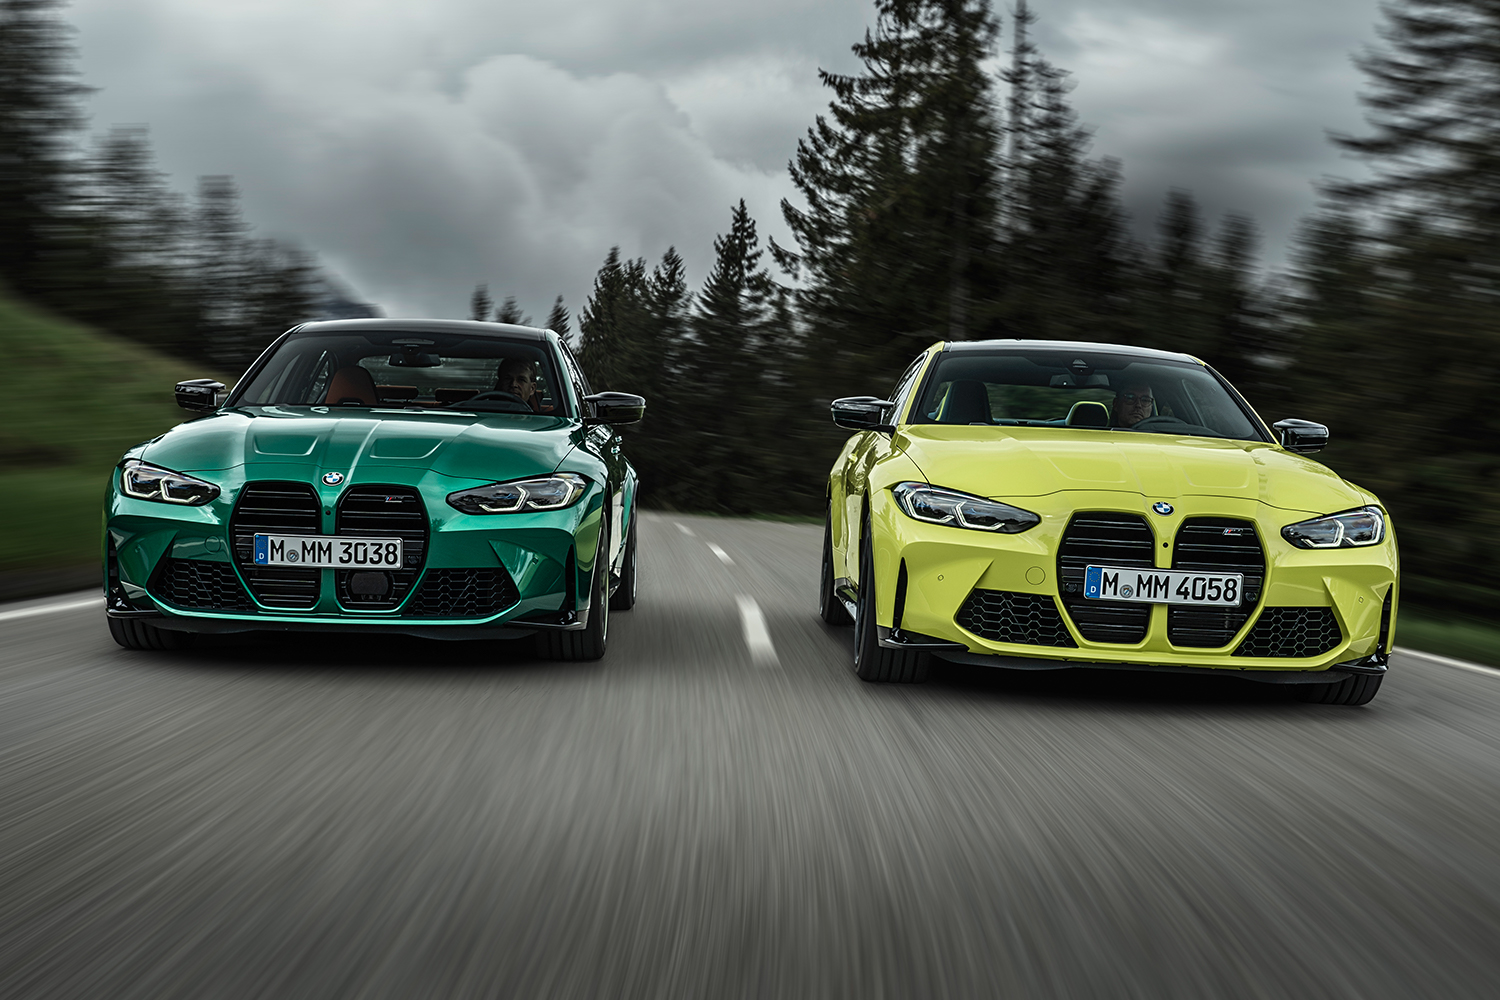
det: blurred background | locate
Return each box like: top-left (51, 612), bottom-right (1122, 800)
top-left (0, 0), bottom-right (1493, 660)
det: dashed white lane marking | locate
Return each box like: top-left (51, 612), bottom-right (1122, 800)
top-left (736, 595), bottom-right (778, 666)
top-left (1400, 647), bottom-right (1500, 678)
top-left (0, 594), bottom-right (102, 623)
top-left (706, 543), bottom-right (734, 566)
top-left (676, 522), bottom-right (695, 536)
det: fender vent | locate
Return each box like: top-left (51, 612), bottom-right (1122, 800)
top-left (1233, 607), bottom-right (1343, 658)
top-left (1057, 512), bottom-right (1155, 643)
top-left (230, 482), bottom-right (321, 609)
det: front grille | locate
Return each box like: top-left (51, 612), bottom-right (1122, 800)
top-left (230, 482), bottom-right (321, 609)
top-left (1058, 513), bottom-right (1155, 643)
top-left (154, 559), bottom-right (255, 612)
top-left (409, 568), bottom-right (519, 618)
top-left (955, 590), bottom-right (1076, 647)
top-left (334, 485), bottom-right (428, 610)
top-left (1233, 607), bottom-right (1343, 658)
top-left (1167, 518), bottom-right (1266, 648)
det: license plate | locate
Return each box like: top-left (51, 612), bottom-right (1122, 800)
top-left (1084, 565), bottom-right (1243, 606)
top-left (253, 534), bottom-right (403, 568)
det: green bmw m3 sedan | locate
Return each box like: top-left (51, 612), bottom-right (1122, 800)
top-left (104, 318), bottom-right (644, 660)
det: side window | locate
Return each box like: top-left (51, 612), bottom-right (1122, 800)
top-left (558, 344), bottom-right (591, 411)
top-left (889, 354), bottom-right (928, 424)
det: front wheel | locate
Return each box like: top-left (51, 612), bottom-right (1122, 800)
top-left (537, 515), bottom-right (610, 661)
top-left (852, 511), bottom-right (927, 684)
top-left (1296, 672), bottom-right (1382, 706)
top-left (818, 508), bottom-right (852, 626)
top-left (108, 616), bottom-right (191, 650)
top-left (609, 510), bottom-right (637, 611)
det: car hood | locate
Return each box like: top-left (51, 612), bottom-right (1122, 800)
top-left (139, 406), bottom-right (581, 484)
top-left (895, 425), bottom-right (1368, 514)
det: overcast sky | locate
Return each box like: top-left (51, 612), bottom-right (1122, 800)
top-left (68, 0), bottom-right (1386, 321)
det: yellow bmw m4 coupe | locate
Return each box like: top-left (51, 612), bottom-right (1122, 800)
top-left (820, 341), bottom-right (1396, 705)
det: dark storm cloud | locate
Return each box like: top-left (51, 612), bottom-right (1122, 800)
top-left (69, 0), bottom-right (1387, 317)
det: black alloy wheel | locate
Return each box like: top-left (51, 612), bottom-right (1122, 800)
top-left (819, 508), bottom-right (852, 626)
top-left (108, 616), bottom-right (192, 650)
top-left (537, 512), bottom-right (610, 661)
top-left (609, 510), bottom-right (637, 612)
top-left (852, 509), bottom-right (928, 683)
top-left (1296, 671), bottom-right (1382, 706)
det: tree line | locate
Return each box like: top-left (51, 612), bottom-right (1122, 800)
top-left (0, 0), bottom-right (363, 371)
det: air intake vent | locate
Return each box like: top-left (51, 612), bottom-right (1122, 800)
top-left (154, 559), bottom-right (255, 612)
top-left (955, 590), bottom-right (1076, 647)
top-left (1233, 607), bottom-right (1342, 658)
top-left (230, 482), bottom-right (321, 609)
top-left (1167, 518), bottom-right (1266, 647)
top-left (1057, 512), bottom-right (1155, 644)
top-left (409, 568), bottom-right (519, 618)
top-left (334, 485), bottom-right (428, 610)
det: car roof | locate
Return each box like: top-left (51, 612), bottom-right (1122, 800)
top-left (289, 318), bottom-right (555, 342)
top-left (940, 339), bottom-right (1201, 365)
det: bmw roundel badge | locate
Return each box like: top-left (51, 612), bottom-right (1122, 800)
top-left (1152, 501), bottom-right (1174, 515)
top-left (322, 472), bottom-right (345, 486)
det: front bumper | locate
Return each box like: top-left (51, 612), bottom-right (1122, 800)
top-left (105, 469), bottom-right (607, 637)
top-left (867, 490), bottom-right (1399, 675)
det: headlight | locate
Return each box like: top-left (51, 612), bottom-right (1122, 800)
top-left (1281, 506), bottom-right (1386, 548)
top-left (447, 473), bottom-right (588, 514)
top-left (892, 482), bottom-right (1040, 533)
top-left (119, 460), bottom-right (220, 506)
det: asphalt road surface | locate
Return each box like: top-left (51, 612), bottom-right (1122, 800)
top-left (3, 512), bottom-right (1499, 999)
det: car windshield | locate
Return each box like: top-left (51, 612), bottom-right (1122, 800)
top-left (232, 332), bottom-right (566, 415)
top-left (909, 350), bottom-right (1267, 442)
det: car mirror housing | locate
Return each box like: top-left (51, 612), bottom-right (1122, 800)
top-left (175, 379), bottom-right (226, 412)
top-left (1272, 418), bottom-right (1330, 454)
top-left (583, 391), bottom-right (646, 425)
top-left (831, 397), bottom-right (896, 432)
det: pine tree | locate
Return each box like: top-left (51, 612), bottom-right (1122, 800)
top-left (544, 295), bottom-right (570, 339)
top-left (779, 0), bottom-right (1004, 400)
top-left (194, 175), bottom-right (255, 367)
top-left (469, 283), bottom-right (492, 321)
top-left (495, 295), bottom-right (530, 325)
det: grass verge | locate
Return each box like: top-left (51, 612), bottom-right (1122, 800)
top-left (1398, 609), bottom-right (1500, 670)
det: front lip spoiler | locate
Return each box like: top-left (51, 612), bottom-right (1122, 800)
top-left (929, 648), bottom-right (1391, 684)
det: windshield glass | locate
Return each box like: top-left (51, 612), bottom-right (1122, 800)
top-left (232, 332), bottom-right (566, 415)
top-left (910, 350), bottom-right (1266, 442)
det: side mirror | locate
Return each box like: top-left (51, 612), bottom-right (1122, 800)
top-left (831, 396), bottom-right (895, 432)
top-left (175, 379), bottom-right (226, 412)
top-left (583, 391), bottom-right (646, 426)
top-left (1273, 418), bottom-right (1329, 454)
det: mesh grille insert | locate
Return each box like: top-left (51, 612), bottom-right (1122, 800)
top-left (230, 482), bottom-right (321, 609)
top-left (1058, 512), bottom-right (1155, 644)
top-left (955, 590), bottom-right (1076, 647)
top-left (1233, 607), bottom-right (1343, 658)
top-left (1167, 518), bottom-right (1265, 648)
top-left (154, 559), bottom-right (255, 612)
top-left (334, 485), bottom-right (428, 610)
top-left (409, 568), bottom-right (520, 618)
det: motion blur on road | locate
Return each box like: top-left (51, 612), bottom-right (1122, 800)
top-left (3, 512), bottom-right (1500, 998)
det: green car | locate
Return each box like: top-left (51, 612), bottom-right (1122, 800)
top-left (104, 319), bottom-right (644, 660)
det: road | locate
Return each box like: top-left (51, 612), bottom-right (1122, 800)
top-left (2, 512), bottom-right (1499, 999)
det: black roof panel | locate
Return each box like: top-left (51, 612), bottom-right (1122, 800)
top-left (291, 318), bottom-right (554, 342)
top-left (941, 339), bottom-right (1200, 364)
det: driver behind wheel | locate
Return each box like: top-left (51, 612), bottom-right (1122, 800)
top-left (1111, 382), bottom-right (1155, 427)
top-left (495, 358), bottom-right (542, 412)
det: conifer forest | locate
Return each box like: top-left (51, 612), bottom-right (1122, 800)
top-left (2, 0), bottom-right (1497, 610)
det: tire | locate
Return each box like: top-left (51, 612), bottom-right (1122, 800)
top-left (107, 616), bottom-right (191, 650)
top-left (818, 508), bottom-right (853, 626)
top-left (1296, 672), bottom-right (1383, 706)
top-left (537, 514), bottom-right (610, 661)
top-left (851, 510), bottom-right (928, 683)
top-left (609, 510), bottom-right (637, 611)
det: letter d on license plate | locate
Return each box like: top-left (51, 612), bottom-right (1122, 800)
top-left (253, 534), bottom-right (404, 568)
top-left (1084, 565), bottom-right (1243, 606)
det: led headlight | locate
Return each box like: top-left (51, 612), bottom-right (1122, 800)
top-left (119, 459), bottom-right (220, 506)
top-left (892, 482), bottom-right (1040, 533)
top-left (447, 473), bottom-right (588, 514)
top-left (1281, 506), bottom-right (1386, 549)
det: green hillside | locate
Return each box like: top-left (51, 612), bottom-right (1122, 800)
top-left (0, 292), bottom-right (229, 578)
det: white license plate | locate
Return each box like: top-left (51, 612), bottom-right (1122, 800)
top-left (253, 534), bottom-right (404, 568)
top-left (1084, 565), bottom-right (1244, 606)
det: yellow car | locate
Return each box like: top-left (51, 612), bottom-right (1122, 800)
top-left (820, 341), bottom-right (1396, 706)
